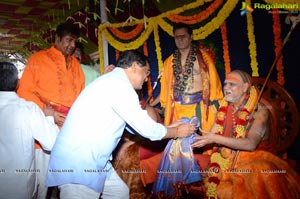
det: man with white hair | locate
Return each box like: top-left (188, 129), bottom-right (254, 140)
top-left (192, 70), bottom-right (300, 199)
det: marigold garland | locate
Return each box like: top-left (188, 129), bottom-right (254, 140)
top-left (98, 31), bottom-right (104, 74)
top-left (193, 0), bottom-right (239, 40)
top-left (156, 17), bottom-right (174, 36)
top-left (98, 0), bottom-right (239, 72)
top-left (143, 41), bottom-right (153, 102)
top-left (220, 22), bottom-right (231, 74)
top-left (206, 86), bottom-right (258, 198)
top-left (108, 23), bottom-right (144, 41)
top-left (246, 0), bottom-right (259, 77)
top-left (153, 23), bottom-right (164, 73)
top-left (272, 10), bottom-right (285, 85)
top-left (102, 22), bottom-right (154, 51)
top-left (167, 0), bottom-right (223, 24)
top-left (115, 49), bottom-right (119, 61)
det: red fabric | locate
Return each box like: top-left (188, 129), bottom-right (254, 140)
top-left (223, 104), bottom-right (233, 137)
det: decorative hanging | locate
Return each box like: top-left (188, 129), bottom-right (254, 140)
top-left (272, 10), bottom-right (285, 85)
top-left (98, 0), bottom-right (239, 73)
top-left (246, 0), bottom-right (259, 76)
top-left (220, 22), bottom-right (231, 74)
top-left (115, 49), bottom-right (120, 61)
top-left (108, 24), bottom-right (144, 40)
top-left (166, 0), bottom-right (223, 25)
top-left (143, 42), bottom-right (153, 102)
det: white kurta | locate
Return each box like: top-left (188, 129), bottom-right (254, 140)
top-left (47, 67), bottom-right (167, 193)
top-left (0, 92), bottom-right (58, 199)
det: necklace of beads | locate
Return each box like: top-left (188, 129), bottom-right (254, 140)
top-left (172, 44), bottom-right (197, 98)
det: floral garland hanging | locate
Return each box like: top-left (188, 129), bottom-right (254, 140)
top-left (206, 86), bottom-right (258, 198)
top-left (220, 22), bottom-right (231, 74)
top-left (143, 41), bottom-right (153, 102)
top-left (115, 49), bottom-right (120, 61)
top-left (102, 22), bottom-right (154, 51)
top-left (167, 0), bottom-right (223, 24)
top-left (153, 23), bottom-right (164, 73)
top-left (98, 0), bottom-right (239, 73)
top-left (272, 10), bottom-right (285, 85)
top-left (193, 0), bottom-right (239, 40)
top-left (98, 30), bottom-right (104, 74)
top-left (108, 23), bottom-right (144, 41)
top-left (246, 0), bottom-right (259, 76)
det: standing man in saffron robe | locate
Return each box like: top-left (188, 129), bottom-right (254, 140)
top-left (17, 22), bottom-right (85, 198)
top-left (139, 23), bottom-right (223, 187)
top-left (160, 23), bottom-right (223, 130)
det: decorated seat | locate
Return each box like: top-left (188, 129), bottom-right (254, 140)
top-left (253, 77), bottom-right (299, 156)
top-left (113, 77), bottom-right (300, 198)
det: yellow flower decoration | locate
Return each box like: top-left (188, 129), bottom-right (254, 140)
top-left (246, 0), bottom-right (259, 76)
top-left (235, 125), bottom-right (246, 137)
top-left (97, 0), bottom-right (240, 74)
top-left (207, 182), bottom-right (218, 198)
top-left (211, 152), bottom-right (230, 172)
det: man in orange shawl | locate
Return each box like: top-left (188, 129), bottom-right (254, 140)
top-left (139, 23), bottom-right (223, 188)
top-left (17, 22), bottom-right (85, 198)
top-left (160, 23), bottom-right (223, 130)
top-left (191, 70), bottom-right (300, 198)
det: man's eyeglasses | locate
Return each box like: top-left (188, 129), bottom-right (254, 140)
top-left (141, 67), bottom-right (150, 76)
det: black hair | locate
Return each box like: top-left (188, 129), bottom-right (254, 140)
top-left (116, 50), bottom-right (149, 69)
top-left (55, 22), bottom-right (80, 39)
top-left (0, 62), bottom-right (19, 91)
top-left (173, 23), bottom-right (193, 35)
top-left (75, 41), bottom-right (84, 55)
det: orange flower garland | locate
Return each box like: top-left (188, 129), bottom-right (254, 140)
top-left (220, 22), bottom-right (231, 74)
top-left (98, 1), bottom-right (240, 72)
top-left (167, 0), bottom-right (223, 24)
top-left (108, 24), bottom-right (144, 41)
top-left (272, 10), bottom-right (285, 86)
top-left (143, 41), bottom-right (153, 102)
top-left (115, 49), bottom-right (119, 61)
top-left (206, 86), bottom-right (258, 198)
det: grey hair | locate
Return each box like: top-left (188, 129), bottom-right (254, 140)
top-left (233, 70), bottom-right (252, 85)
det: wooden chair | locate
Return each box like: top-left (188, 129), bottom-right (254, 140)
top-left (253, 77), bottom-right (299, 156)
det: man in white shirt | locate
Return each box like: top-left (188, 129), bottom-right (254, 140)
top-left (0, 62), bottom-right (59, 199)
top-left (46, 50), bottom-right (195, 199)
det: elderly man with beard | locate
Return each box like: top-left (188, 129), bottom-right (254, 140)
top-left (191, 70), bottom-right (300, 199)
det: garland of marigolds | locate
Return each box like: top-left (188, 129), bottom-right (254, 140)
top-left (220, 22), bottom-right (230, 74)
top-left (143, 41), bottom-right (154, 102)
top-left (98, 0), bottom-right (239, 74)
top-left (272, 11), bottom-right (285, 86)
top-left (206, 86), bottom-right (258, 198)
top-left (246, 0), bottom-right (259, 77)
top-left (166, 0), bottom-right (223, 25)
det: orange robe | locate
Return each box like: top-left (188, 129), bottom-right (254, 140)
top-left (215, 150), bottom-right (300, 199)
top-left (205, 102), bottom-right (300, 198)
top-left (140, 49), bottom-right (223, 186)
top-left (17, 46), bottom-right (85, 148)
top-left (160, 49), bottom-right (223, 130)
